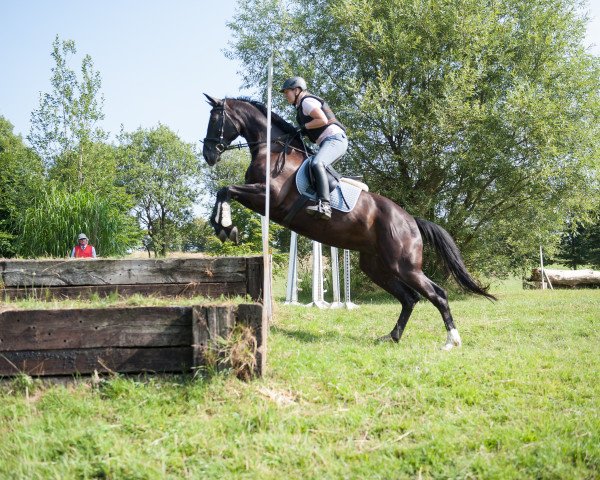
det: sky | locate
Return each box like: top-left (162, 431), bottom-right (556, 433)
top-left (1, 0), bottom-right (600, 147)
top-left (0, 0), bottom-right (246, 145)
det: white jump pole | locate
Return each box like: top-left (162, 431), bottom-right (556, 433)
top-left (284, 231), bottom-right (301, 305)
top-left (261, 53), bottom-right (274, 320)
top-left (308, 241), bottom-right (329, 308)
top-left (343, 248), bottom-right (359, 309)
top-left (284, 235), bottom-right (359, 309)
top-left (329, 247), bottom-right (344, 308)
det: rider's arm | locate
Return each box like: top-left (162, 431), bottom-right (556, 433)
top-left (304, 107), bottom-right (328, 130)
top-left (300, 97), bottom-right (328, 130)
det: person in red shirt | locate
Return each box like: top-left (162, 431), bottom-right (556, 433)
top-left (70, 233), bottom-right (96, 258)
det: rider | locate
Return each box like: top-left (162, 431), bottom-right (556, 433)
top-left (280, 76), bottom-right (348, 220)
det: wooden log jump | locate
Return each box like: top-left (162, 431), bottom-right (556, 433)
top-left (0, 256), bottom-right (263, 301)
top-left (525, 268), bottom-right (600, 289)
top-left (0, 303), bottom-right (266, 378)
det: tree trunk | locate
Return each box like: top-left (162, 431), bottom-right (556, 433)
top-left (528, 268), bottom-right (600, 288)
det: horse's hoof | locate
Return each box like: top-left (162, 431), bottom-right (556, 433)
top-left (376, 334), bottom-right (398, 344)
top-left (441, 328), bottom-right (462, 351)
top-left (217, 229), bottom-right (228, 243)
top-left (228, 227), bottom-right (239, 244)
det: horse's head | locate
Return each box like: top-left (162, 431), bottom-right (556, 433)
top-left (202, 94), bottom-right (241, 166)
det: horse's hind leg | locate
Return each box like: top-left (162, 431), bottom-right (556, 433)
top-left (399, 270), bottom-right (462, 350)
top-left (359, 253), bottom-right (420, 343)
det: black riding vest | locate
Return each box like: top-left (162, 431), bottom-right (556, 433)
top-left (296, 94), bottom-right (346, 144)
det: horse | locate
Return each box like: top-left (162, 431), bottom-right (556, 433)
top-left (202, 94), bottom-right (495, 350)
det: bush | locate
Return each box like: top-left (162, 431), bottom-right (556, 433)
top-left (18, 188), bottom-right (141, 258)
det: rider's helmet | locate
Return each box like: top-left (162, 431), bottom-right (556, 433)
top-left (280, 76), bottom-right (307, 92)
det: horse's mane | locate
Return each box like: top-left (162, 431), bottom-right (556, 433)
top-left (230, 97), bottom-right (298, 136)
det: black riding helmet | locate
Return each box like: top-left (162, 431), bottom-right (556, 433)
top-left (280, 76), bottom-right (307, 92)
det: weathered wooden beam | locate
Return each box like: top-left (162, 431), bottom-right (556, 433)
top-left (245, 257), bottom-right (264, 302)
top-left (0, 303), bottom-right (266, 378)
top-left (0, 257), bottom-right (260, 287)
top-left (192, 305), bottom-right (235, 371)
top-left (236, 303), bottom-right (267, 377)
top-left (0, 347), bottom-right (192, 376)
top-left (0, 307), bottom-right (193, 351)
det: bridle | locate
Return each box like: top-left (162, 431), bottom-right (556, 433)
top-left (202, 101), bottom-right (243, 153)
top-left (202, 99), bottom-right (311, 155)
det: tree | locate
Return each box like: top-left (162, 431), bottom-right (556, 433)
top-left (28, 35), bottom-right (107, 191)
top-left (118, 125), bottom-right (200, 257)
top-left (556, 214), bottom-right (600, 269)
top-left (0, 117), bottom-right (45, 257)
top-left (227, 0), bottom-right (600, 275)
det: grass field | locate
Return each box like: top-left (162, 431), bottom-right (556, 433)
top-left (1, 280), bottom-right (599, 479)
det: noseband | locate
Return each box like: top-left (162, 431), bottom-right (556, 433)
top-left (202, 101), bottom-right (242, 153)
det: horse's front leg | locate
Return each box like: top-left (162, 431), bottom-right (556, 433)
top-left (211, 184), bottom-right (267, 243)
top-left (211, 187), bottom-right (237, 243)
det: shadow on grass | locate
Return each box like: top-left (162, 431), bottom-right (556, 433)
top-left (271, 325), bottom-right (376, 344)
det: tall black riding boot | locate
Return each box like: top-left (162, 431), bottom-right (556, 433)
top-left (305, 162), bottom-right (332, 220)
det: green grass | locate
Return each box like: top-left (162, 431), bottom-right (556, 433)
top-left (1, 283), bottom-right (599, 479)
top-left (1, 292), bottom-right (254, 310)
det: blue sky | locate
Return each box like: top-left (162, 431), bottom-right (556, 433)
top-left (0, 0), bottom-right (246, 145)
top-left (1, 0), bottom-right (599, 147)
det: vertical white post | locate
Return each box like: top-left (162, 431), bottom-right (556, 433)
top-left (262, 53), bottom-right (274, 319)
top-left (330, 246), bottom-right (344, 308)
top-left (285, 231), bottom-right (300, 305)
top-left (308, 241), bottom-right (329, 308)
top-left (343, 249), bottom-right (359, 309)
top-left (539, 244), bottom-right (546, 290)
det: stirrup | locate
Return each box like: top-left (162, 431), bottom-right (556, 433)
top-left (306, 200), bottom-right (331, 220)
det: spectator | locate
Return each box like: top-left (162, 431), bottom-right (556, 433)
top-left (71, 233), bottom-right (96, 258)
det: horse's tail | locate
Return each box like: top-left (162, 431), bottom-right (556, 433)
top-left (415, 218), bottom-right (497, 301)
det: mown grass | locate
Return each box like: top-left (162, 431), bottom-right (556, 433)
top-left (0, 282), bottom-right (598, 479)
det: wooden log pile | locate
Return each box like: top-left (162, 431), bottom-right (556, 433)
top-left (0, 257), bottom-right (263, 301)
top-left (524, 268), bottom-right (600, 289)
top-left (0, 303), bottom-right (266, 377)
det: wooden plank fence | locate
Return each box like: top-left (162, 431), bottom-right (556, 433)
top-left (0, 303), bottom-right (266, 378)
top-left (0, 256), bottom-right (263, 301)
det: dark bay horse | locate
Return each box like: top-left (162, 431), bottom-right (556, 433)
top-left (202, 94), bottom-right (495, 350)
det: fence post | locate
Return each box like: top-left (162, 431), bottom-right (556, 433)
top-left (343, 249), bottom-right (359, 309)
top-left (307, 241), bottom-right (329, 308)
top-left (330, 247), bottom-right (344, 308)
top-left (285, 231), bottom-right (301, 305)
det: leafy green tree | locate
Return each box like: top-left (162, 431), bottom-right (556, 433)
top-left (556, 214), bottom-right (600, 269)
top-left (18, 188), bottom-right (140, 258)
top-left (227, 0), bottom-right (600, 275)
top-left (118, 125), bottom-right (200, 257)
top-left (178, 217), bottom-right (213, 252)
top-left (28, 35), bottom-right (108, 191)
top-left (0, 117), bottom-right (45, 257)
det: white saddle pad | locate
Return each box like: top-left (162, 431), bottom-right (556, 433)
top-left (295, 161), bottom-right (365, 213)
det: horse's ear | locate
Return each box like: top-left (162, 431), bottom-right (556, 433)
top-left (203, 94), bottom-right (222, 107)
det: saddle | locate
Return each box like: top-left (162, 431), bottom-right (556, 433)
top-left (282, 160), bottom-right (368, 226)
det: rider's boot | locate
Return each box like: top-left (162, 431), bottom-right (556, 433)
top-left (305, 162), bottom-right (332, 220)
